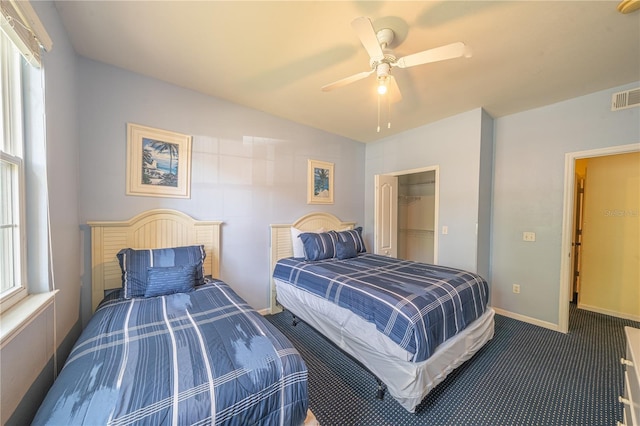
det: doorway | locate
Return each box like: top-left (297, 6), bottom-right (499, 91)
top-left (374, 166), bottom-right (439, 263)
top-left (559, 143), bottom-right (640, 333)
top-left (398, 171), bottom-right (436, 263)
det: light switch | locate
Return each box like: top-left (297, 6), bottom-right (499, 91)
top-left (442, 225), bottom-right (448, 235)
top-left (523, 232), bottom-right (536, 242)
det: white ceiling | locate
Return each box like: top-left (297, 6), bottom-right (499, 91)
top-left (53, 1), bottom-right (640, 143)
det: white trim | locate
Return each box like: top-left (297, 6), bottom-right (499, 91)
top-left (9, 0), bottom-right (52, 51)
top-left (578, 303), bottom-right (640, 323)
top-left (385, 165), bottom-right (440, 264)
top-left (0, 289), bottom-right (57, 348)
top-left (492, 306), bottom-right (559, 332)
top-left (559, 143), bottom-right (640, 333)
top-left (0, 0), bottom-right (50, 68)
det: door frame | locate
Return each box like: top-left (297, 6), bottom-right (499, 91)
top-left (376, 165), bottom-right (440, 264)
top-left (559, 143), bottom-right (639, 333)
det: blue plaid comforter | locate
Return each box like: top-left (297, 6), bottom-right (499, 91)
top-left (273, 254), bottom-right (489, 362)
top-left (33, 280), bottom-right (308, 426)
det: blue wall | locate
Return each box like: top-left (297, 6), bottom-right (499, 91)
top-left (491, 83), bottom-right (640, 325)
top-left (76, 58), bottom-right (366, 322)
top-left (365, 108), bottom-right (489, 273)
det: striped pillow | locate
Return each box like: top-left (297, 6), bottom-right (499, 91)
top-left (299, 231), bottom-right (339, 261)
top-left (336, 240), bottom-right (358, 260)
top-left (333, 227), bottom-right (366, 253)
top-left (117, 245), bottom-right (206, 299)
top-left (144, 265), bottom-right (196, 298)
top-left (291, 226), bottom-right (326, 258)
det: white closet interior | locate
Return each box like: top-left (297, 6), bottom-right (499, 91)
top-left (398, 171), bottom-right (435, 263)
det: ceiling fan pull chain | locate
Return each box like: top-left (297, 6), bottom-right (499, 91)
top-left (387, 94), bottom-right (392, 129)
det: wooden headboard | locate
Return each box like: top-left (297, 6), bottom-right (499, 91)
top-left (88, 209), bottom-right (222, 312)
top-left (269, 212), bottom-right (355, 313)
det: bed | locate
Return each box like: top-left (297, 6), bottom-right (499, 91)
top-left (270, 212), bottom-right (495, 413)
top-left (33, 209), bottom-right (310, 426)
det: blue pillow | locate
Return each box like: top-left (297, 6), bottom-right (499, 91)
top-left (117, 245), bottom-right (206, 299)
top-left (334, 227), bottom-right (366, 253)
top-left (336, 240), bottom-right (357, 260)
top-left (144, 265), bottom-right (196, 298)
top-left (299, 231), bottom-right (339, 261)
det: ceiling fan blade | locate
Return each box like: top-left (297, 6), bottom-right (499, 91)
top-left (394, 42), bottom-right (471, 69)
top-left (388, 76), bottom-right (402, 103)
top-left (351, 17), bottom-right (385, 62)
top-left (321, 69), bottom-right (374, 92)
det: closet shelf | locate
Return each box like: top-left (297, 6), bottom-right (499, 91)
top-left (398, 195), bottom-right (422, 203)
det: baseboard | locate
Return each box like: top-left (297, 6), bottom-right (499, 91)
top-left (492, 307), bottom-right (560, 332)
top-left (577, 303), bottom-right (640, 322)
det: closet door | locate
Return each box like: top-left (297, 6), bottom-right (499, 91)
top-left (374, 174), bottom-right (398, 257)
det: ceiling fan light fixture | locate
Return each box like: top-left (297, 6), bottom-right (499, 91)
top-left (377, 77), bottom-right (389, 95)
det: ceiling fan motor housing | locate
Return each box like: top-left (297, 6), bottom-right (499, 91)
top-left (371, 55), bottom-right (398, 79)
top-left (376, 28), bottom-right (395, 48)
top-left (376, 62), bottom-right (391, 78)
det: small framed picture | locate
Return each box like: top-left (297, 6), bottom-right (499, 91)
top-left (126, 123), bottom-right (192, 198)
top-left (307, 159), bottom-right (334, 204)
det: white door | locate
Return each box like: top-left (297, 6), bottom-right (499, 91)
top-left (571, 174), bottom-right (585, 303)
top-left (374, 174), bottom-right (398, 257)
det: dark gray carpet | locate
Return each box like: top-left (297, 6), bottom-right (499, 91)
top-left (266, 305), bottom-right (640, 425)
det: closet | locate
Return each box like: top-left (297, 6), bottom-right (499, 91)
top-left (397, 171), bottom-right (435, 263)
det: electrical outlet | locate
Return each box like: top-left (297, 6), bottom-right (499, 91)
top-left (523, 232), bottom-right (536, 242)
top-left (513, 284), bottom-right (520, 294)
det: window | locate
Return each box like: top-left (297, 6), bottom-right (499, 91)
top-left (0, 32), bottom-right (28, 312)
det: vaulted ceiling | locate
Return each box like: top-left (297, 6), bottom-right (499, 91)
top-left (54, 1), bottom-right (640, 143)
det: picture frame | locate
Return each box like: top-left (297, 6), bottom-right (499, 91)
top-left (126, 123), bottom-right (192, 198)
top-left (307, 159), bottom-right (334, 204)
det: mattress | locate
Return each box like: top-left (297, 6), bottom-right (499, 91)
top-left (273, 253), bottom-right (490, 362)
top-left (33, 279), bottom-right (308, 425)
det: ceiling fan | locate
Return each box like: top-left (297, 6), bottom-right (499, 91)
top-left (322, 16), bottom-right (472, 102)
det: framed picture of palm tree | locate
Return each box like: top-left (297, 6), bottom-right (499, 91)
top-left (126, 123), bottom-right (192, 198)
top-left (307, 159), bottom-right (334, 204)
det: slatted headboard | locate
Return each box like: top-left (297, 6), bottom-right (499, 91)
top-left (269, 212), bottom-right (355, 313)
top-left (87, 209), bottom-right (222, 312)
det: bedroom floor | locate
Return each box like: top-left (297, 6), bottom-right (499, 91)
top-left (267, 305), bottom-right (640, 425)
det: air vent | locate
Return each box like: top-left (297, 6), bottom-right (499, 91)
top-left (611, 88), bottom-right (640, 111)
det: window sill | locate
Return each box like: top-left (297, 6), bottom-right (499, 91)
top-left (0, 290), bottom-right (58, 349)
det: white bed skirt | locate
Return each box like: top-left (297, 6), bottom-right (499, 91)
top-left (275, 279), bottom-right (495, 412)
